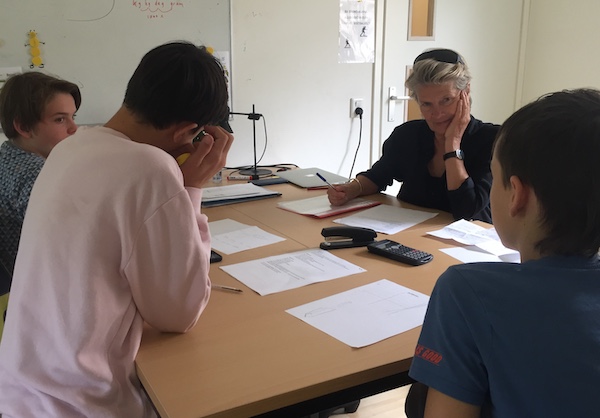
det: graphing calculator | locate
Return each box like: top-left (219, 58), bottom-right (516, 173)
top-left (367, 239), bottom-right (433, 266)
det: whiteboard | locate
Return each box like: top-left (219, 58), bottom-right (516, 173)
top-left (0, 0), bottom-right (231, 125)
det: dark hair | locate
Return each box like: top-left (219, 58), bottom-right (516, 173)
top-left (0, 72), bottom-right (82, 140)
top-left (493, 88), bottom-right (600, 257)
top-left (123, 41), bottom-right (229, 129)
top-left (413, 48), bottom-right (464, 65)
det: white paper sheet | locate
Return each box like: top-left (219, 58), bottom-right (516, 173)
top-left (277, 195), bottom-right (379, 218)
top-left (339, 0), bottom-right (375, 64)
top-left (334, 205), bottom-right (438, 234)
top-left (286, 279), bottom-right (429, 348)
top-left (202, 183), bottom-right (279, 202)
top-left (441, 246), bottom-right (521, 263)
top-left (475, 240), bottom-right (517, 257)
top-left (427, 219), bottom-right (495, 245)
top-left (209, 219), bottom-right (249, 235)
top-left (428, 219), bottom-right (519, 261)
top-left (220, 249), bottom-right (366, 296)
top-left (208, 219), bottom-right (285, 255)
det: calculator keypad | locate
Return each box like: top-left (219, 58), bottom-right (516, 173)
top-left (367, 240), bottom-right (433, 266)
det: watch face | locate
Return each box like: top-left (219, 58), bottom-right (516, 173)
top-left (456, 149), bottom-right (464, 160)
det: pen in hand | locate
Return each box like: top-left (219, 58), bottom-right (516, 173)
top-left (211, 284), bottom-right (243, 293)
top-left (316, 172), bottom-right (336, 190)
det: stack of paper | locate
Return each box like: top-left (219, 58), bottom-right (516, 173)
top-left (201, 183), bottom-right (281, 207)
top-left (277, 195), bottom-right (380, 218)
top-left (428, 219), bottom-right (520, 263)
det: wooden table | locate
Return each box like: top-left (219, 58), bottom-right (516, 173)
top-left (136, 180), bottom-right (462, 418)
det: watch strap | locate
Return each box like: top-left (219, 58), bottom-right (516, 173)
top-left (443, 150), bottom-right (463, 161)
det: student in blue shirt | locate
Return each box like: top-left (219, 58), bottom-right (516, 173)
top-left (0, 72), bottom-right (80, 340)
top-left (0, 72), bottom-right (81, 274)
top-left (407, 88), bottom-right (600, 418)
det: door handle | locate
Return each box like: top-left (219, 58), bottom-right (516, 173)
top-left (389, 95), bottom-right (411, 101)
top-left (388, 87), bottom-right (411, 122)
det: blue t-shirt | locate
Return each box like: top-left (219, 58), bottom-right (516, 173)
top-left (409, 256), bottom-right (600, 418)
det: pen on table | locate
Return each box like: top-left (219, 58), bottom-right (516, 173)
top-left (211, 284), bottom-right (244, 293)
top-left (316, 172), bottom-right (336, 190)
top-left (227, 174), bottom-right (259, 181)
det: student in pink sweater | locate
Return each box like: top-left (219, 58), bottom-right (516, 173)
top-left (0, 41), bottom-right (233, 417)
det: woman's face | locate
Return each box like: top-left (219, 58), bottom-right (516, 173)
top-left (415, 81), bottom-right (462, 137)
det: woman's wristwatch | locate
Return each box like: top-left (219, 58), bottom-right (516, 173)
top-left (443, 149), bottom-right (464, 161)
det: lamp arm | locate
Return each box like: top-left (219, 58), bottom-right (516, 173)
top-left (230, 111), bottom-right (262, 120)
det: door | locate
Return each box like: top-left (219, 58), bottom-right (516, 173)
top-left (372, 0), bottom-right (525, 167)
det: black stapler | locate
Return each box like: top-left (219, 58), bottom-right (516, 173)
top-left (319, 226), bottom-right (377, 250)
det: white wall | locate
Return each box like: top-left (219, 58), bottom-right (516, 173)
top-left (521, 0), bottom-right (600, 105)
top-left (229, 0), bottom-right (374, 176)
top-left (429, 0), bottom-right (523, 124)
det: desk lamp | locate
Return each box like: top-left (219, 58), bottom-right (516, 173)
top-left (230, 104), bottom-right (272, 177)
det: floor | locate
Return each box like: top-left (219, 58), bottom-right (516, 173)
top-left (335, 385), bottom-right (409, 418)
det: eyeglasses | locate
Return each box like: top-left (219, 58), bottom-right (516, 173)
top-left (413, 49), bottom-right (464, 65)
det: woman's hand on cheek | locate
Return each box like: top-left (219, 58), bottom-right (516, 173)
top-left (444, 90), bottom-right (470, 151)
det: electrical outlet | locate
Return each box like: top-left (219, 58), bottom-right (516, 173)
top-left (350, 98), bottom-right (363, 118)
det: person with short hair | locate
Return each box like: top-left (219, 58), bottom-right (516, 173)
top-left (328, 49), bottom-right (498, 223)
top-left (0, 41), bottom-right (233, 417)
top-left (0, 71), bottom-right (81, 273)
top-left (407, 88), bottom-right (600, 418)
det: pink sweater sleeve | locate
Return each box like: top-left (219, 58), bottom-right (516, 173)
top-left (124, 187), bottom-right (211, 333)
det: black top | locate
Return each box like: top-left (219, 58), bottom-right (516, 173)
top-left (359, 117), bottom-right (499, 223)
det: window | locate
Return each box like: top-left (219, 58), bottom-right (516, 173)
top-left (408, 0), bottom-right (435, 39)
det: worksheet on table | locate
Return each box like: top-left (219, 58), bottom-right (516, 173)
top-left (209, 219), bottom-right (285, 254)
top-left (334, 204), bottom-right (438, 234)
top-left (286, 279), bottom-right (429, 348)
top-left (220, 249), bottom-right (366, 295)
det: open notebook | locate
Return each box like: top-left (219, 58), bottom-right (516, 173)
top-left (278, 195), bottom-right (380, 219)
top-left (276, 167), bottom-right (349, 189)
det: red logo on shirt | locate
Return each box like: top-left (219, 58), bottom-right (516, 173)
top-left (414, 344), bottom-right (443, 365)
